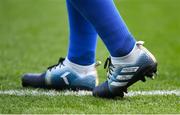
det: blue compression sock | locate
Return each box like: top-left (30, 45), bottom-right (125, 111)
top-left (66, 0), bottom-right (97, 65)
top-left (69, 0), bottom-right (136, 57)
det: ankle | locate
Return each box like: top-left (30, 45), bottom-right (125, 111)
top-left (64, 58), bottom-right (97, 76)
top-left (111, 44), bottom-right (141, 65)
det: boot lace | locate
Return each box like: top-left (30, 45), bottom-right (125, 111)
top-left (104, 57), bottom-right (115, 77)
top-left (47, 57), bottom-right (65, 71)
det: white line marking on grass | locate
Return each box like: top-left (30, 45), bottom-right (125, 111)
top-left (0, 89), bottom-right (92, 96)
top-left (0, 89), bottom-right (179, 97)
top-left (125, 90), bottom-right (180, 97)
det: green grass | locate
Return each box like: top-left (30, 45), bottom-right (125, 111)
top-left (0, 0), bottom-right (180, 114)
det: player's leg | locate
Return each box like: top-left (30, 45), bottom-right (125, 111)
top-left (66, 0), bottom-right (97, 66)
top-left (21, 0), bottom-right (99, 91)
top-left (69, 0), bottom-right (157, 98)
top-left (69, 0), bottom-right (135, 57)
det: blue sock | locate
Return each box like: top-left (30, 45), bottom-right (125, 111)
top-left (66, 0), bottom-right (97, 65)
top-left (69, 0), bottom-right (136, 57)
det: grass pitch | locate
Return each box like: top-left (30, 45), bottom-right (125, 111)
top-left (0, 0), bottom-right (179, 114)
